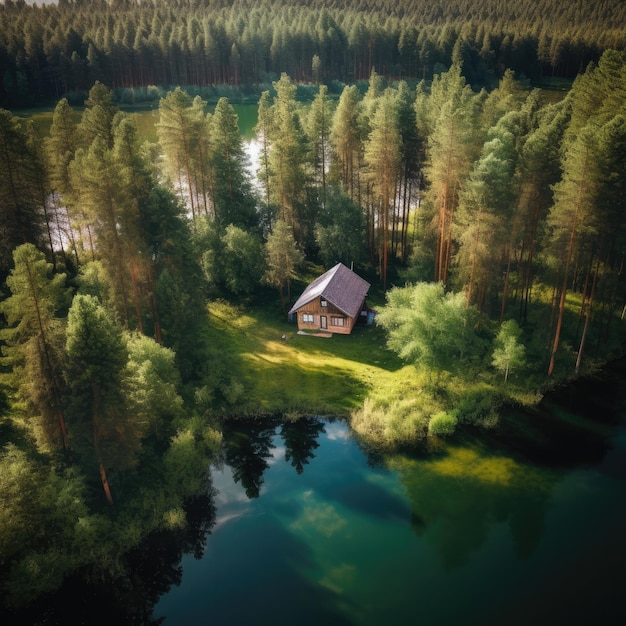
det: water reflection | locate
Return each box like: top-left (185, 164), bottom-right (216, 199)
top-left (281, 417), bottom-right (326, 474)
top-left (222, 416), bottom-right (281, 498)
top-left (4, 490), bottom-right (216, 626)
top-left (5, 371), bottom-right (625, 625)
top-left (221, 416), bottom-right (327, 498)
top-left (387, 442), bottom-right (553, 568)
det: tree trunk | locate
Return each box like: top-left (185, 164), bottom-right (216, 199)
top-left (575, 258), bottom-right (599, 374)
top-left (92, 381), bottom-right (114, 506)
top-left (548, 201), bottom-right (580, 376)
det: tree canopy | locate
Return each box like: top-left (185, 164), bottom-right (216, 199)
top-left (2, 0), bottom-right (626, 107)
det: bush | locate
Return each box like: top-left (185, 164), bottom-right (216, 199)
top-left (456, 388), bottom-right (504, 428)
top-left (428, 411), bottom-right (458, 437)
top-left (351, 395), bottom-right (433, 449)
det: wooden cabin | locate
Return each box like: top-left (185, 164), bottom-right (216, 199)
top-left (288, 263), bottom-right (371, 335)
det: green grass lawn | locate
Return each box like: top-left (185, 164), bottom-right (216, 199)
top-left (203, 276), bottom-right (624, 449)
top-left (205, 293), bottom-right (408, 417)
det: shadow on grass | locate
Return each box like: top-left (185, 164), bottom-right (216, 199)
top-left (206, 299), bottom-right (386, 414)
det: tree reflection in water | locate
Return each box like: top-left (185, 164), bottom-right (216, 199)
top-left (3, 489), bottom-right (217, 626)
top-left (222, 415), bottom-right (327, 497)
top-left (281, 417), bottom-right (326, 474)
top-left (222, 416), bottom-right (281, 498)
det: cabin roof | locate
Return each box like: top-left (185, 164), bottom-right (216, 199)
top-left (288, 263), bottom-right (370, 318)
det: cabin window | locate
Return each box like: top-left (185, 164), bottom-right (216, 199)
top-left (302, 313), bottom-right (314, 323)
top-left (321, 299), bottom-right (327, 307)
top-left (330, 316), bottom-right (345, 327)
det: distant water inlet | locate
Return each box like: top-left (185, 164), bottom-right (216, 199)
top-left (155, 370), bottom-right (626, 626)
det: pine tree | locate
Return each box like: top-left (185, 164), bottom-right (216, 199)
top-left (157, 87), bottom-right (205, 218)
top-left (265, 219), bottom-right (304, 308)
top-left (0, 244), bottom-right (70, 454)
top-left (454, 122), bottom-right (517, 312)
top-left (267, 74), bottom-right (311, 244)
top-left (306, 84), bottom-right (333, 208)
top-left (65, 295), bottom-right (139, 506)
top-left (330, 84), bottom-right (363, 204)
top-left (0, 110), bottom-right (45, 276)
top-left (210, 97), bottom-right (257, 230)
top-left (422, 65), bottom-right (481, 283)
top-left (364, 88), bottom-right (401, 289)
top-left (546, 125), bottom-right (601, 375)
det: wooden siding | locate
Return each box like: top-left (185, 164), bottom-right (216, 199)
top-left (295, 296), bottom-right (363, 334)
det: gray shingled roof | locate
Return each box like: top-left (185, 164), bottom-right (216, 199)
top-left (288, 263), bottom-right (370, 318)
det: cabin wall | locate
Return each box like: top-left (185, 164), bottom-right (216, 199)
top-left (295, 296), bottom-right (362, 334)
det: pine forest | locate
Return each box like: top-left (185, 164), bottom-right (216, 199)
top-left (1, 0), bottom-right (626, 613)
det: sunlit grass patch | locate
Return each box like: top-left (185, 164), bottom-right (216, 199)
top-left (206, 299), bottom-right (398, 416)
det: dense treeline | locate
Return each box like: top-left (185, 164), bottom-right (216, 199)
top-left (2, 45), bottom-right (626, 604)
top-left (2, 0), bottom-right (626, 107)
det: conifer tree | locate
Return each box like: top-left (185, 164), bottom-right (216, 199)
top-left (267, 74), bottom-right (311, 244)
top-left (65, 295), bottom-right (140, 506)
top-left (546, 125), bottom-right (601, 375)
top-left (46, 97), bottom-right (82, 266)
top-left (306, 84), bottom-right (333, 207)
top-left (157, 87), bottom-right (204, 218)
top-left (265, 218), bottom-right (304, 308)
top-left (330, 84), bottom-right (363, 203)
top-left (364, 88), bottom-right (401, 289)
top-left (210, 97), bottom-right (258, 230)
top-left (0, 110), bottom-right (45, 276)
top-left (422, 65), bottom-right (481, 283)
top-left (454, 123), bottom-right (517, 312)
top-left (256, 90), bottom-right (275, 216)
top-left (0, 244), bottom-right (70, 454)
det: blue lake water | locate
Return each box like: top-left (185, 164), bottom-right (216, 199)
top-left (154, 378), bottom-right (626, 626)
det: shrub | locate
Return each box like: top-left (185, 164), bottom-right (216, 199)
top-left (456, 388), bottom-right (504, 428)
top-left (428, 411), bottom-right (458, 437)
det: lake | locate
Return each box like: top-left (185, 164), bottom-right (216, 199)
top-left (4, 363), bottom-right (625, 625)
top-left (14, 103), bottom-right (259, 142)
top-left (150, 372), bottom-right (626, 626)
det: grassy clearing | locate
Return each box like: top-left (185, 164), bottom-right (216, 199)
top-left (205, 294), bottom-right (404, 417)
top-left (203, 275), bottom-right (624, 450)
top-left (205, 292), bottom-right (517, 450)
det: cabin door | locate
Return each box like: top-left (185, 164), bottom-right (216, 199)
top-left (320, 315), bottom-right (327, 330)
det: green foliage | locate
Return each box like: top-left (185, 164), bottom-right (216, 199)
top-left (265, 74), bottom-right (313, 245)
top-left (210, 97), bottom-right (259, 230)
top-left (265, 219), bottom-right (305, 301)
top-left (1, 1), bottom-right (624, 109)
top-left (428, 411), bottom-right (459, 437)
top-left (315, 186), bottom-right (366, 267)
top-left (164, 428), bottom-right (210, 499)
top-left (0, 111), bottom-right (46, 275)
top-left (376, 282), bottom-right (486, 377)
top-left (0, 244), bottom-right (70, 454)
top-left (492, 320), bottom-right (526, 383)
top-left (125, 333), bottom-right (184, 442)
top-left (222, 225), bottom-right (265, 295)
top-left (454, 387), bottom-right (504, 428)
top-left (65, 294), bottom-right (127, 398)
top-left (65, 295), bottom-right (142, 503)
top-left (352, 396), bottom-right (430, 447)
